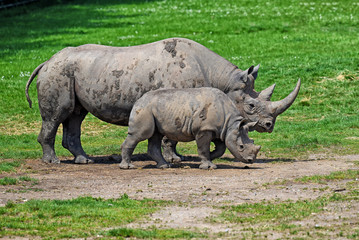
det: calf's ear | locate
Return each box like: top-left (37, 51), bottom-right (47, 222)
top-left (238, 120), bottom-right (258, 133)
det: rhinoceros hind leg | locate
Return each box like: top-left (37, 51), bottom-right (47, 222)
top-left (162, 138), bottom-right (183, 163)
top-left (120, 135), bottom-right (139, 169)
top-left (38, 121), bottom-right (61, 164)
top-left (119, 147), bottom-right (136, 169)
top-left (62, 105), bottom-right (93, 164)
top-left (74, 155), bottom-right (94, 164)
top-left (148, 132), bottom-right (170, 169)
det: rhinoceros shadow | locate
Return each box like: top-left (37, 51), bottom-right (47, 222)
top-left (60, 153), bottom-right (154, 165)
top-left (61, 154), bottom-right (294, 169)
top-left (61, 154), bottom-right (264, 169)
top-left (254, 158), bottom-right (296, 163)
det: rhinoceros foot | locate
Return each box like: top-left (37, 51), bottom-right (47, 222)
top-left (161, 138), bottom-right (183, 163)
top-left (199, 162), bottom-right (217, 170)
top-left (163, 152), bottom-right (183, 163)
top-left (74, 155), bottom-right (94, 164)
top-left (42, 155), bottom-right (60, 164)
top-left (157, 163), bottom-right (171, 169)
top-left (119, 162), bottom-right (136, 169)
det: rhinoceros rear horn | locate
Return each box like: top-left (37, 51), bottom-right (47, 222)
top-left (270, 79), bottom-right (301, 116)
top-left (258, 83), bottom-right (276, 101)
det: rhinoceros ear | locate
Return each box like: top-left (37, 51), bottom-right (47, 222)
top-left (239, 120), bottom-right (258, 133)
top-left (247, 65), bottom-right (255, 75)
top-left (251, 64), bottom-right (260, 80)
top-left (247, 64), bottom-right (260, 91)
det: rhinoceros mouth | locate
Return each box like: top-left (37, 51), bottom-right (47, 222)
top-left (254, 125), bottom-right (272, 133)
top-left (241, 157), bottom-right (254, 164)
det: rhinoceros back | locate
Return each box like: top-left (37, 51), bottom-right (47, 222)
top-left (131, 88), bottom-right (240, 142)
top-left (37, 38), bottom-right (236, 125)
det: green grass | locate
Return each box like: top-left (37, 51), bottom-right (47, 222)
top-left (0, 175), bottom-right (38, 186)
top-left (214, 191), bottom-right (359, 238)
top-left (295, 169), bottom-right (359, 183)
top-left (0, 0), bottom-right (358, 160)
top-left (104, 227), bottom-right (206, 239)
top-left (0, 177), bottom-right (18, 186)
top-left (0, 195), bottom-right (169, 239)
top-left (218, 198), bottom-right (328, 225)
top-left (266, 169), bottom-right (359, 186)
top-left (0, 160), bottom-right (23, 172)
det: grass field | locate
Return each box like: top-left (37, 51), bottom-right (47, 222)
top-left (0, 1), bottom-right (358, 238)
top-left (0, 0), bottom-right (358, 160)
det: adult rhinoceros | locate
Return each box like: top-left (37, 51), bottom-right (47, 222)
top-left (25, 38), bottom-right (300, 164)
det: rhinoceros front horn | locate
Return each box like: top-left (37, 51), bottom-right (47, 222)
top-left (270, 79), bottom-right (301, 116)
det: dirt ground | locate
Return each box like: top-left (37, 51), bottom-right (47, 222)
top-left (1, 153), bottom-right (358, 238)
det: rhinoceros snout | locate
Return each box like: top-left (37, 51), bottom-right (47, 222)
top-left (255, 120), bottom-right (274, 133)
top-left (264, 121), bottom-right (272, 130)
top-left (243, 145), bottom-right (261, 163)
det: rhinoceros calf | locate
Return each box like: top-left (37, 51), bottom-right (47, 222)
top-left (25, 38), bottom-right (299, 165)
top-left (120, 87), bottom-right (261, 169)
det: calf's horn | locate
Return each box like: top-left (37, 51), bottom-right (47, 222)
top-left (270, 79), bottom-right (301, 116)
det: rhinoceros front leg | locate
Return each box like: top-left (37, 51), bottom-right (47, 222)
top-left (38, 121), bottom-right (61, 164)
top-left (196, 131), bottom-right (217, 169)
top-left (148, 132), bottom-right (170, 169)
top-left (62, 105), bottom-right (93, 164)
top-left (161, 137), bottom-right (183, 163)
top-left (210, 140), bottom-right (226, 160)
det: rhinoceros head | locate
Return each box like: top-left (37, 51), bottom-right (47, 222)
top-left (225, 121), bottom-right (261, 163)
top-left (227, 65), bottom-right (301, 133)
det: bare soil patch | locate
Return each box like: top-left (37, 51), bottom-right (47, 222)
top-left (1, 154), bottom-right (358, 238)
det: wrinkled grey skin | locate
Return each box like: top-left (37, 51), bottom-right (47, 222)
top-left (25, 38), bottom-right (300, 164)
top-left (120, 88), bottom-right (261, 169)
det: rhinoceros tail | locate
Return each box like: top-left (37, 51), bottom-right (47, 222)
top-left (25, 61), bottom-right (47, 108)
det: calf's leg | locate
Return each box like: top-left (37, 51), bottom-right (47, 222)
top-left (120, 110), bottom-right (156, 169)
top-left (162, 138), bottom-right (183, 163)
top-left (195, 131), bottom-right (217, 169)
top-left (120, 135), bottom-right (138, 169)
top-left (148, 132), bottom-right (170, 169)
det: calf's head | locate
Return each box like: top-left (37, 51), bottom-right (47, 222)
top-left (225, 121), bottom-right (261, 163)
top-left (227, 65), bottom-right (301, 133)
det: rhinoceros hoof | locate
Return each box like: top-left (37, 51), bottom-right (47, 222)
top-left (42, 156), bottom-right (60, 164)
top-left (74, 155), bottom-right (93, 164)
top-left (199, 163), bottom-right (217, 170)
top-left (163, 153), bottom-right (182, 163)
top-left (119, 163), bottom-right (136, 169)
top-left (157, 163), bottom-right (170, 169)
